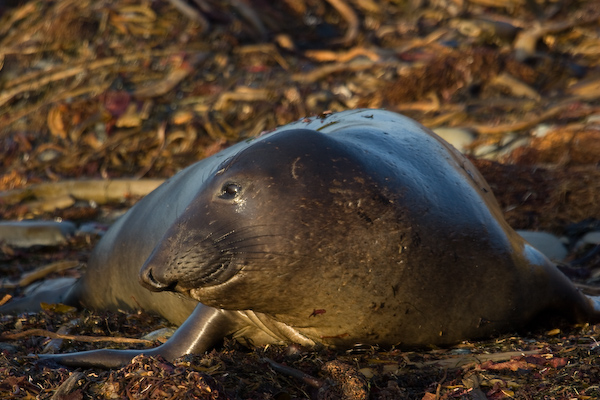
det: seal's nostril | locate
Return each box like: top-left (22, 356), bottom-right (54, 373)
top-left (147, 270), bottom-right (161, 289)
top-left (140, 267), bottom-right (170, 292)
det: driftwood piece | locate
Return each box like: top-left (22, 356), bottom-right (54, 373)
top-left (0, 179), bottom-right (164, 206)
top-left (0, 261), bottom-right (79, 289)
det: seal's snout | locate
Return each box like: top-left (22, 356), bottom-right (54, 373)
top-left (139, 265), bottom-right (172, 292)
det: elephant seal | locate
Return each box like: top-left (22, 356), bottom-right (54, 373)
top-left (2, 109), bottom-right (599, 368)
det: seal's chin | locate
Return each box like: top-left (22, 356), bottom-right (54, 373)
top-left (174, 286), bottom-right (192, 299)
top-left (188, 288), bottom-right (204, 302)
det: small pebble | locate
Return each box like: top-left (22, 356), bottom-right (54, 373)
top-left (532, 123), bottom-right (553, 138)
top-left (585, 113), bottom-right (600, 124)
top-left (449, 348), bottom-right (473, 355)
top-left (141, 327), bottom-right (176, 343)
top-left (36, 149), bottom-right (62, 162)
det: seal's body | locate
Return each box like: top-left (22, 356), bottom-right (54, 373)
top-left (3, 109), bottom-right (598, 368)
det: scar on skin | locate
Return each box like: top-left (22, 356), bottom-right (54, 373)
top-left (291, 157), bottom-right (301, 180)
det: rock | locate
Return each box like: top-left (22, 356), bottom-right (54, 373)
top-left (575, 231), bottom-right (600, 251)
top-left (24, 277), bottom-right (79, 296)
top-left (432, 127), bottom-right (476, 153)
top-left (516, 230), bottom-right (568, 262)
top-left (0, 221), bottom-right (76, 247)
top-left (473, 143), bottom-right (499, 159)
top-left (0, 342), bottom-right (19, 353)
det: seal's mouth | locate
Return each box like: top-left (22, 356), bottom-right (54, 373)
top-left (174, 258), bottom-right (239, 296)
top-left (186, 262), bottom-right (239, 301)
top-left (140, 254), bottom-right (239, 295)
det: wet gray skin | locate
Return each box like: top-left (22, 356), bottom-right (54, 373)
top-left (2, 109), bottom-right (598, 368)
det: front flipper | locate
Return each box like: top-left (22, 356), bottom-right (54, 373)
top-left (38, 305), bottom-right (235, 368)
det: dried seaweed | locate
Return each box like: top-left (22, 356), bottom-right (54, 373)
top-left (1, 0), bottom-right (600, 398)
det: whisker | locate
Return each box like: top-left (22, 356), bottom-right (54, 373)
top-left (214, 234), bottom-right (284, 249)
top-left (211, 226), bottom-right (279, 244)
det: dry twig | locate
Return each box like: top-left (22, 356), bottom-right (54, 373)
top-left (325, 0), bottom-right (360, 45)
top-left (0, 329), bottom-right (153, 345)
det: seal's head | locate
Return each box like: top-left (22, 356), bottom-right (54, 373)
top-left (139, 128), bottom-right (401, 317)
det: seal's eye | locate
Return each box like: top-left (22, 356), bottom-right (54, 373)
top-left (220, 183), bottom-right (241, 199)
